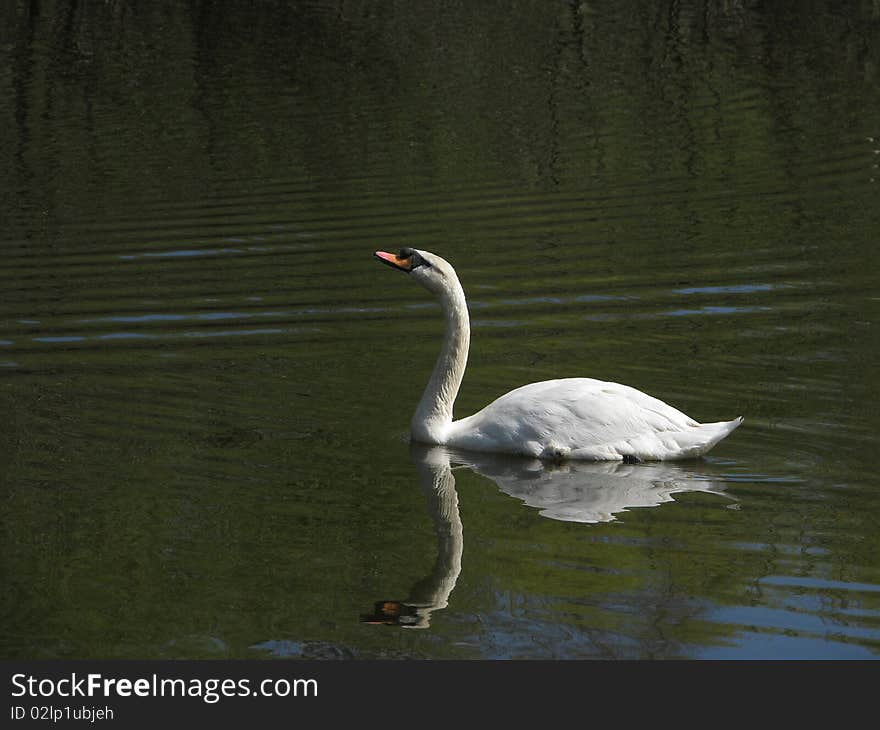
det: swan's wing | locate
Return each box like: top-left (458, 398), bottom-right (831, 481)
top-left (447, 378), bottom-right (740, 460)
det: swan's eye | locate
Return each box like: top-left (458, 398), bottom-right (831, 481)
top-left (398, 248), bottom-right (432, 270)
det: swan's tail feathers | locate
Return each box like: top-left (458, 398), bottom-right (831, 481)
top-left (672, 416), bottom-right (743, 459)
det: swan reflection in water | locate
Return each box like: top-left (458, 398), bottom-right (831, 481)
top-left (361, 445), bottom-right (463, 629)
top-left (362, 444), bottom-right (732, 628)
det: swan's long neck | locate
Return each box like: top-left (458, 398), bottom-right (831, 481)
top-left (411, 277), bottom-right (470, 444)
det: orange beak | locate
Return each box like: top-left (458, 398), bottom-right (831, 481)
top-left (374, 250), bottom-right (414, 272)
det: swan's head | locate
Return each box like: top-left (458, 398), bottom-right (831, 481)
top-left (374, 247), bottom-right (457, 296)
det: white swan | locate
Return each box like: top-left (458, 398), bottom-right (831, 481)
top-left (375, 247), bottom-right (742, 462)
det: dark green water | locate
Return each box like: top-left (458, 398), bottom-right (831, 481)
top-left (2, 1), bottom-right (879, 659)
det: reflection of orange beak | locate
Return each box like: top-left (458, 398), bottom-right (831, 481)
top-left (374, 250), bottom-right (413, 272)
top-left (381, 601), bottom-right (403, 616)
top-left (360, 600), bottom-right (412, 626)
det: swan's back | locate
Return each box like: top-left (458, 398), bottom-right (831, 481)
top-left (445, 378), bottom-right (741, 461)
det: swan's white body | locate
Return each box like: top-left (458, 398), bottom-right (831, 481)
top-left (446, 378), bottom-right (741, 461)
top-left (375, 248), bottom-right (742, 462)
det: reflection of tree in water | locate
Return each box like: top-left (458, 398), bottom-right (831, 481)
top-left (4, 1), bottom-right (878, 234)
top-left (363, 444), bottom-right (731, 635)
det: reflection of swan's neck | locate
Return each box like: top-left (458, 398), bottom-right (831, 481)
top-left (360, 448), bottom-right (463, 630)
top-left (412, 279), bottom-right (470, 444)
top-left (406, 455), bottom-right (463, 620)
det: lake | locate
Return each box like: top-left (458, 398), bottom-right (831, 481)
top-left (1, 0), bottom-right (879, 659)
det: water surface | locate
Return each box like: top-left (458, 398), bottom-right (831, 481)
top-left (1, 0), bottom-right (879, 659)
